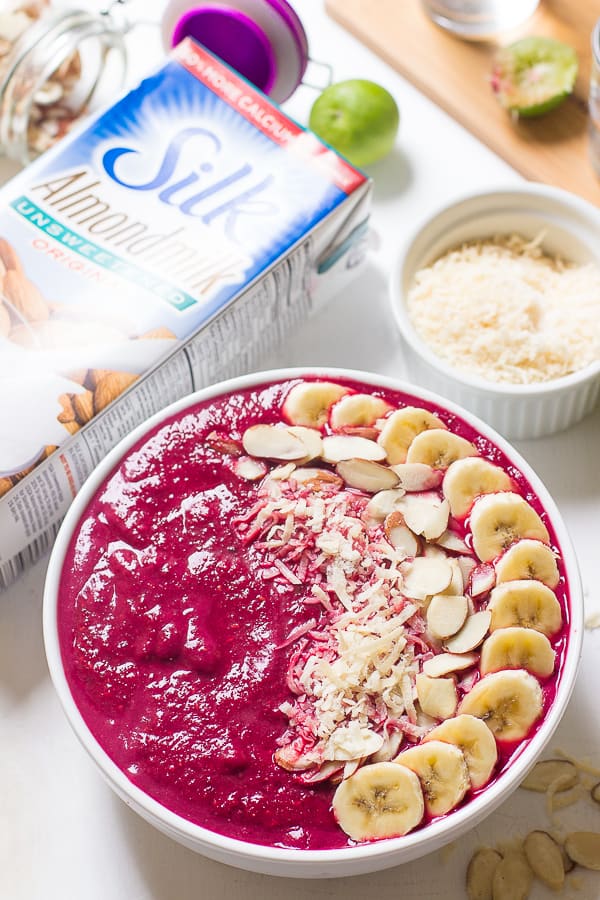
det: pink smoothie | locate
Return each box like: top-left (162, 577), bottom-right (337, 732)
top-left (57, 377), bottom-right (570, 849)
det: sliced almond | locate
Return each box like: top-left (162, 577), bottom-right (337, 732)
top-left (402, 556), bottom-right (453, 600)
top-left (523, 831), bottom-right (565, 890)
top-left (427, 594), bottom-right (468, 640)
top-left (492, 850), bottom-right (532, 900)
top-left (321, 435), bottom-right (386, 464)
top-left (365, 488), bottom-right (406, 521)
top-left (444, 610), bottom-right (491, 654)
top-left (287, 425), bottom-right (323, 461)
top-left (436, 529), bottom-right (469, 554)
top-left (422, 651), bottom-right (478, 678)
top-left (242, 425), bottom-right (307, 461)
top-left (560, 843), bottom-right (575, 873)
top-left (384, 512), bottom-right (420, 557)
top-left (564, 832), bottom-right (600, 871)
top-left (391, 462), bottom-right (443, 492)
top-left (591, 782), bottom-right (600, 805)
top-left (440, 559), bottom-right (464, 596)
top-left (291, 467), bottom-right (343, 490)
top-left (457, 555), bottom-right (477, 586)
top-left (400, 492), bottom-right (450, 541)
top-left (233, 457), bottom-right (268, 480)
top-left (415, 673), bottom-right (457, 720)
top-left (466, 847), bottom-right (502, 900)
top-left (336, 458), bottom-right (399, 494)
top-left (468, 563), bottom-right (496, 598)
top-left (519, 759), bottom-right (578, 794)
top-left (33, 79), bottom-right (64, 106)
top-left (268, 463), bottom-right (296, 480)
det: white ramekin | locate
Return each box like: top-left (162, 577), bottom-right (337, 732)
top-left (43, 367), bottom-right (584, 878)
top-left (391, 185), bottom-right (600, 440)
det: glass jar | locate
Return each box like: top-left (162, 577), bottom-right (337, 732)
top-left (0, 1), bottom-right (127, 164)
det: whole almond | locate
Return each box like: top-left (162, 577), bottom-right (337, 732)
top-left (72, 389), bottom-right (94, 424)
top-left (3, 270), bottom-right (49, 322)
top-left (0, 301), bottom-right (9, 335)
top-left (62, 420), bottom-right (80, 435)
top-left (138, 326), bottom-right (176, 340)
top-left (0, 237), bottom-right (23, 273)
top-left (94, 372), bottom-right (138, 413)
top-left (0, 477), bottom-right (13, 498)
top-left (57, 393), bottom-right (75, 423)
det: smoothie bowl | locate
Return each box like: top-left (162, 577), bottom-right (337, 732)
top-left (43, 368), bottom-right (583, 878)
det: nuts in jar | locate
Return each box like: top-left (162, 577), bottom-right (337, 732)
top-left (0, 0), bottom-right (126, 162)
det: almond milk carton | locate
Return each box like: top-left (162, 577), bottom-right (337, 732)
top-left (0, 39), bottom-right (371, 587)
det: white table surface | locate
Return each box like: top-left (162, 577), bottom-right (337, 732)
top-left (2, 3), bottom-right (600, 898)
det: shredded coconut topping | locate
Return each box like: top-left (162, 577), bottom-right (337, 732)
top-left (235, 473), bottom-right (435, 781)
top-left (407, 234), bottom-right (600, 385)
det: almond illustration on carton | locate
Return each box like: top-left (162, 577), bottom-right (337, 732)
top-left (0, 477), bottom-right (13, 498)
top-left (72, 389), bottom-right (94, 424)
top-left (66, 368), bottom-right (88, 386)
top-left (57, 393), bottom-right (75, 424)
top-left (138, 326), bottom-right (176, 340)
top-left (94, 372), bottom-right (139, 414)
top-left (0, 302), bottom-right (9, 336)
top-left (0, 237), bottom-right (23, 274)
top-left (3, 269), bottom-right (49, 322)
top-left (86, 368), bottom-right (111, 390)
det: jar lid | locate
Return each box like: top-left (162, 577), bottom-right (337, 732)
top-left (161, 0), bottom-right (309, 103)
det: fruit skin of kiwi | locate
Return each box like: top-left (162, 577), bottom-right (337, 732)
top-left (491, 36), bottom-right (579, 118)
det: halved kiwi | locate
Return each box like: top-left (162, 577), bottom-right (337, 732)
top-left (491, 36), bottom-right (578, 118)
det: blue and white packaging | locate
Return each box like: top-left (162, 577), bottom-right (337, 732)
top-left (0, 39), bottom-right (371, 586)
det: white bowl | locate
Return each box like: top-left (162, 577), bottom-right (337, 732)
top-left (391, 184), bottom-right (600, 440)
top-left (43, 367), bottom-right (584, 878)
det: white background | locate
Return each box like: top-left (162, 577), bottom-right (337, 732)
top-left (2, 2), bottom-right (600, 898)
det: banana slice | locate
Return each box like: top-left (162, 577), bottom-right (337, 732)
top-left (488, 580), bottom-right (562, 636)
top-left (282, 381), bottom-right (348, 428)
top-left (406, 429), bottom-right (478, 469)
top-left (469, 493), bottom-right (550, 562)
top-left (458, 669), bottom-right (543, 741)
top-left (332, 761), bottom-right (424, 841)
top-left (330, 393), bottom-right (393, 429)
top-left (377, 407), bottom-right (446, 465)
top-left (415, 673), bottom-right (458, 720)
top-left (424, 714), bottom-right (498, 790)
top-left (480, 627), bottom-right (556, 678)
top-left (494, 539), bottom-right (560, 589)
top-left (443, 457), bottom-right (513, 519)
top-left (395, 740), bottom-right (470, 817)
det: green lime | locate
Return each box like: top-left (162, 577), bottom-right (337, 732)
top-left (491, 36), bottom-right (578, 118)
top-left (309, 79), bottom-right (400, 168)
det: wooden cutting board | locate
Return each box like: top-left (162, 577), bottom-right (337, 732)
top-left (325, 0), bottom-right (600, 205)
